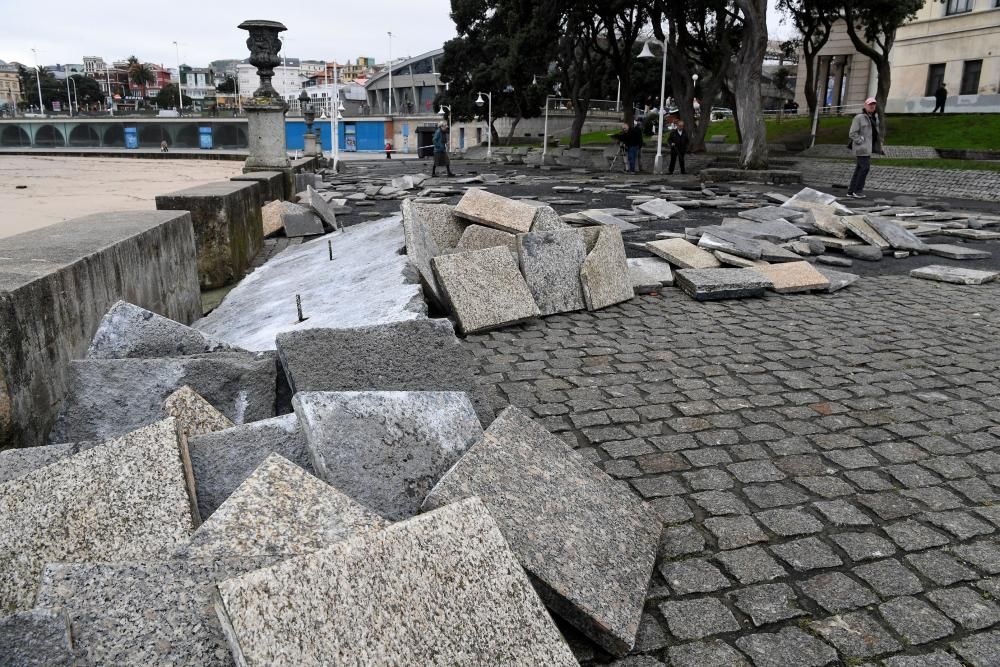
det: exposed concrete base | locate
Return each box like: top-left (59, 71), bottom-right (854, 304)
top-left (0, 211), bottom-right (202, 450)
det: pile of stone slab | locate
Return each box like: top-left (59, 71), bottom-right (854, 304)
top-left (0, 299), bottom-right (663, 664)
top-left (261, 186), bottom-right (341, 238)
top-left (403, 188), bottom-right (634, 334)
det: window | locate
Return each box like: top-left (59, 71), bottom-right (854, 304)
top-left (961, 59), bottom-right (983, 94)
top-left (946, 0), bottom-right (974, 14)
top-left (926, 64), bottom-right (947, 96)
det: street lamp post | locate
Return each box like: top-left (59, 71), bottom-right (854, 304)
top-left (437, 105), bottom-right (452, 152)
top-left (30, 48), bottom-right (44, 114)
top-left (475, 91), bottom-right (492, 159)
top-left (104, 67), bottom-right (114, 116)
top-left (331, 61), bottom-right (342, 169)
top-left (542, 95), bottom-right (557, 158)
top-left (387, 31), bottom-right (393, 115)
top-left (173, 41), bottom-right (183, 114)
top-left (638, 39), bottom-right (668, 174)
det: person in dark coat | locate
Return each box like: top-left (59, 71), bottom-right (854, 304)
top-left (933, 83), bottom-right (948, 113)
top-left (431, 121), bottom-right (454, 177)
top-left (612, 122), bottom-right (644, 173)
top-left (667, 120), bottom-right (690, 175)
top-left (847, 97), bottom-right (884, 199)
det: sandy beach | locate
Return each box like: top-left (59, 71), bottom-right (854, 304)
top-left (0, 156), bottom-right (243, 239)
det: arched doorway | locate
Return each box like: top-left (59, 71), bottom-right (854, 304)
top-left (139, 124), bottom-right (170, 148)
top-left (34, 125), bottom-right (65, 147)
top-left (175, 124), bottom-right (200, 148)
top-left (1, 125), bottom-right (30, 147)
top-left (103, 125), bottom-right (125, 147)
top-left (214, 124), bottom-right (248, 149)
top-left (69, 125), bottom-right (101, 147)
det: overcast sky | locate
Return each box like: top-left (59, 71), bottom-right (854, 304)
top-left (1, 0), bottom-right (792, 69)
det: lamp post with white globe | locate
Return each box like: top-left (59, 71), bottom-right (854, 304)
top-left (638, 39), bottom-right (668, 174)
top-left (475, 92), bottom-right (492, 159)
top-left (438, 105), bottom-right (452, 152)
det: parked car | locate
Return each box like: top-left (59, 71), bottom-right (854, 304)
top-left (710, 107), bottom-right (734, 120)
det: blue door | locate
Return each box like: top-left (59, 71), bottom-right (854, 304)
top-left (124, 127), bottom-right (138, 149)
top-left (199, 127), bottom-right (213, 149)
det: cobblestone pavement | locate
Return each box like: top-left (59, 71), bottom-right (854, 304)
top-left (462, 276), bottom-right (1000, 666)
top-left (795, 160), bottom-right (1000, 203)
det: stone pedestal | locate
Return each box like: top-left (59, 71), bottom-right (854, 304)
top-left (245, 105), bottom-right (289, 171)
top-left (303, 132), bottom-right (317, 157)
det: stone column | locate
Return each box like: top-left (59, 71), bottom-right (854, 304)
top-left (238, 20), bottom-right (290, 172)
top-left (303, 132), bottom-right (317, 156)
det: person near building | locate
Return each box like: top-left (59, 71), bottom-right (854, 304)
top-left (847, 97), bottom-right (884, 199)
top-left (612, 121), bottom-right (644, 173)
top-left (160, 140), bottom-right (169, 153)
top-left (431, 121), bottom-right (454, 177)
top-left (667, 120), bottom-right (690, 175)
top-left (385, 140), bottom-right (392, 159)
top-left (933, 83), bottom-right (948, 113)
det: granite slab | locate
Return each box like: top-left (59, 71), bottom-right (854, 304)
top-left (50, 353), bottom-right (276, 442)
top-left (0, 419), bottom-right (196, 611)
top-left (715, 251), bottom-right (767, 268)
top-left (0, 609), bottom-right (73, 666)
top-left (910, 265), bottom-right (999, 285)
top-left (294, 391), bottom-right (484, 520)
top-left (261, 201), bottom-right (304, 237)
top-left (215, 497), bottom-right (577, 666)
top-left (188, 414), bottom-right (312, 520)
top-left (941, 228), bottom-right (1000, 240)
top-left (401, 199), bottom-right (445, 309)
top-left (697, 230), bottom-right (763, 260)
top-left (87, 301), bottom-right (241, 359)
top-left (580, 227), bottom-right (634, 311)
top-left (865, 216), bottom-right (928, 252)
top-left (636, 198), bottom-right (684, 219)
top-left (305, 186), bottom-right (338, 231)
top-left (274, 319), bottom-right (493, 424)
top-left (752, 261), bottom-right (831, 294)
top-left (422, 406), bottom-right (662, 656)
top-left (164, 385), bottom-right (235, 440)
top-left (194, 216), bottom-right (427, 351)
top-left (431, 245), bottom-right (540, 334)
top-left (403, 201), bottom-right (467, 250)
top-left (454, 188), bottom-right (538, 234)
top-left (782, 187), bottom-right (840, 208)
top-left (814, 266), bottom-right (860, 292)
top-left (35, 557), bottom-right (276, 667)
top-left (531, 205), bottom-right (570, 231)
top-left (646, 238), bottom-right (722, 269)
top-left (721, 218), bottom-right (807, 242)
top-left (282, 211), bottom-right (324, 238)
top-left (739, 206), bottom-right (804, 224)
top-left (841, 215), bottom-right (890, 249)
top-left (176, 454), bottom-right (388, 560)
top-left (844, 245), bottom-right (885, 261)
top-left (627, 257), bottom-right (674, 294)
top-left (456, 224), bottom-right (518, 254)
top-left (675, 268), bottom-right (772, 301)
top-left (517, 229), bottom-right (588, 315)
top-left (926, 244), bottom-right (992, 260)
top-left (804, 235), bottom-right (863, 250)
top-left (0, 442), bottom-right (80, 484)
top-left (806, 207), bottom-right (850, 238)
top-left (579, 210), bottom-right (641, 232)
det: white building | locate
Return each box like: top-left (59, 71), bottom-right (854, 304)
top-left (237, 59), bottom-right (306, 106)
top-left (82, 56), bottom-right (107, 75)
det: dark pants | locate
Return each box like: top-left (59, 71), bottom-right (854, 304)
top-left (626, 146), bottom-right (640, 172)
top-left (669, 149), bottom-right (686, 174)
top-left (849, 155), bottom-right (871, 194)
top-left (932, 99), bottom-right (946, 113)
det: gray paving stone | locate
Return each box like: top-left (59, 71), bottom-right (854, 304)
top-left (517, 229), bottom-right (588, 315)
top-left (693, 491), bottom-right (751, 516)
top-left (668, 639), bottom-right (750, 667)
top-left (432, 245), bottom-right (541, 334)
top-left (645, 238), bottom-right (722, 269)
top-left (659, 598), bottom-right (741, 641)
top-left (735, 627), bottom-right (838, 667)
top-left (927, 586), bottom-right (1000, 630)
top-left (756, 508), bottom-right (824, 536)
top-left (951, 539), bottom-right (1000, 574)
top-left (812, 500), bottom-right (874, 526)
top-left (856, 492), bottom-right (921, 520)
top-left (0, 608), bottom-right (73, 667)
top-left (50, 353), bottom-right (276, 443)
top-left (865, 215), bottom-right (929, 252)
top-left (295, 391), bottom-right (482, 521)
top-left (883, 519), bottom-right (951, 551)
top-left (705, 515), bottom-right (768, 549)
top-left (810, 610), bottom-right (901, 659)
top-left (715, 546), bottom-right (789, 584)
top-left (853, 558), bottom-right (924, 597)
top-left (830, 532), bottom-right (897, 561)
top-left (580, 209), bottom-right (641, 231)
top-left (911, 265), bottom-right (999, 285)
top-left (422, 406), bottom-right (661, 656)
top-left (660, 524), bottom-right (706, 558)
top-left (86, 300), bottom-right (242, 359)
top-left (770, 537), bottom-right (843, 572)
top-left (661, 558), bottom-right (732, 594)
top-left (951, 630), bottom-right (1000, 666)
top-left (0, 419), bottom-right (195, 611)
top-left (675, 268), bottom-right (771, 301)
top-left (455, 188), bottom-right (539, 233)
top-left (730, 583), bottom-right (807, 626)
top-left (879, 596), bottom-right (956, 645)
top-left (926, 243), bottom-right (992, 260)
top-left (580, 227), bottom-right (634, 311)
top-left (215, 498), bottom-right (579, 665)
top-left (883, 651), bottom-right (963, 667)
top-left (798, 571), bottom-right (878, 612)
top-left (637, 198), bottom-right (684, 219)
top-left (906, 550), bottom-right (978, 585)
top-left (627, 257), bottom-right (674, 293)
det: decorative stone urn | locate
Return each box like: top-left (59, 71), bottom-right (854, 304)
top-left (237, 20), bottom-right (287, 102)
top-left (238, 19), bottom-right (290, 171)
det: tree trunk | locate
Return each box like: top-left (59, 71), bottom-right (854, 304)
top-left (733, 0), bottom-right (769, 170)
top-left (506, 116), bottom-right (521, 141)
top-left (875, 60), bottom-right (891, 143)
top-left (569, 106), bottom-right (587, 148)
top-left (803, 51), bottom-right (818, 119)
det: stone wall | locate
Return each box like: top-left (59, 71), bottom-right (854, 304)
top-left (0, 211), bottom-right (202, 450)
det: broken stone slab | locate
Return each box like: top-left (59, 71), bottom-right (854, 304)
top-left (627, 258), bottom-right (674, 294)
top-left (422, 406), bottom-right (661, 656)
top-left (697, 230), bottom-right (763, 260)
top-left (580, 227), bottom-right (634, 312)
top-left (636, 198), bottom-right (684, 219)
top-left (841, 215), bottom-right (890, 249)
top-left (455, 188), bottom-right (538, 234)
top-left (941, 228), bottom-right (1000, 240)
top-left (214, 497), bottom-right (577, 666)
top-left (864, 216), bottom-right (928, 252)
top-left (805, 235), bottom-right (863, 250)
top-left (816, 255), bottom-right (854, 268)
top-left (715, 251), bottom-right (768, 268)
top-left (261, 200), bottom-right (303, 237)
top-left (402, 200), bottom-right (467, 251)
top-left (35, 557), bottom-right (276, 667)
top-left (814, 266), bottom-right (860, 292)
top-left (87, 301), bottom-right (242, 359)
top-left (517, 229), bottom-right (588, 315)
top-left (274, 319), bottom-right (493, 425)
top-left (50, 353), bottom-right (276, 443)
top-left (0, 608), bottom-right (74, 666)
top-left (195, 216), bottom-right (427, 351)
top-left (579, 210), bottom-right (641, 232)
top-left (281, 210), bottom-right (325, 238)
top-left (164, 385), bottom-right (235, 440)
top-left (844, 245), bottom-right (885, 262)
top-left (294, 391), bottom-right (483, 521)
top-left (432, 245), bottom-right (541, 335)
top-left (306, 186), bottom-right (338, 231)
top-left (926, 244), bottom-right (992, 260)
top-left (456, 224), bottom-right (518, 254)
top-left (739, 206), bottom-right (805, 224)
top-left (0, 419), bottom-right (196, 611)
top-left (401, 199), bottom-right (446, 310)
top-left (805, 208), bottom-right (850, 238)
top-left (531, 205), bottom-right (570, 231)
top-left (783, 187), bottom-right (839, 208)
top-left (721, 218), bottom-right (807, 243)
top-left (646, 238), bottom-right (722, 269)
top-left (188, 414), bottom-right (311, 520)
top-left (674, 268), bottom-right (772, 301)
top-left (752, 261), bottom-right (831, 294)
top-left (910, 265), bottom-right (999, 285)
top-left (175, 454), bottom-right (388, 560)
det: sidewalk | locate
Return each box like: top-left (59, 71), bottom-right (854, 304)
top-left (795, 159), bottom-right (1000, 202)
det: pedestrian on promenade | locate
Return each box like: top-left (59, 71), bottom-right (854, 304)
top-left (847, 97), bottom-right (884, 199)
top-left (933, 83), bottom-right (948, 113)
top-left (612, 122), bottom-right (644, 173)
top-left (667, 120), bottom-right (690, 175)
top-left (431, 121), bottom-right (454, 177)
top-left (160, 140), bottom-right (168, 153)
top-left (385, 140), bottom-right (392, 159)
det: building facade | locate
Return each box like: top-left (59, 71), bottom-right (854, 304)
top-left (0, 61), bottom-right (21, 112)
top-left (792, 20), bottom-right (874, 114)
top-left (177, 66), bottom-right (216, 110)
top-left (237, 60), bottom-right (305, 106)
top-left (82, 56), bottom-right (107, 75)
top-left (364, 48), bottom-right (444, 116)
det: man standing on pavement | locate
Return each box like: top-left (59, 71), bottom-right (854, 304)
top-left (847, 97), bottom-right (884, 199)
top-left (431, 121), bottom-right (455, 177)
top-left (667, 120), bottom-right (690, 175)
top-left (612, 122), bottom-right (644, 173)
top-left (933, 83), bottom-right (948, 113)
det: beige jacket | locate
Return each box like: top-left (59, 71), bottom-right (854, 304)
top-left (849, 112), bottom-right (882, 157)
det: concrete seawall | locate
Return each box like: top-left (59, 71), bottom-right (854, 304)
top-left (0, 211), bottom-right (202, 449)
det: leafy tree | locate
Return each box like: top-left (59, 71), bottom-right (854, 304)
top-left (217, 75), bottom-right (237, 94)
top-left (128, 59), bottom-right (155, 99)
top-left (842, 0), bottom-right (925, 135)
top-left (155, 83), bottom-right (191, 109)
top-left (585, 0), bottom-right (648, 124)
top-left (777, 0), bottom-right (838, 119)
